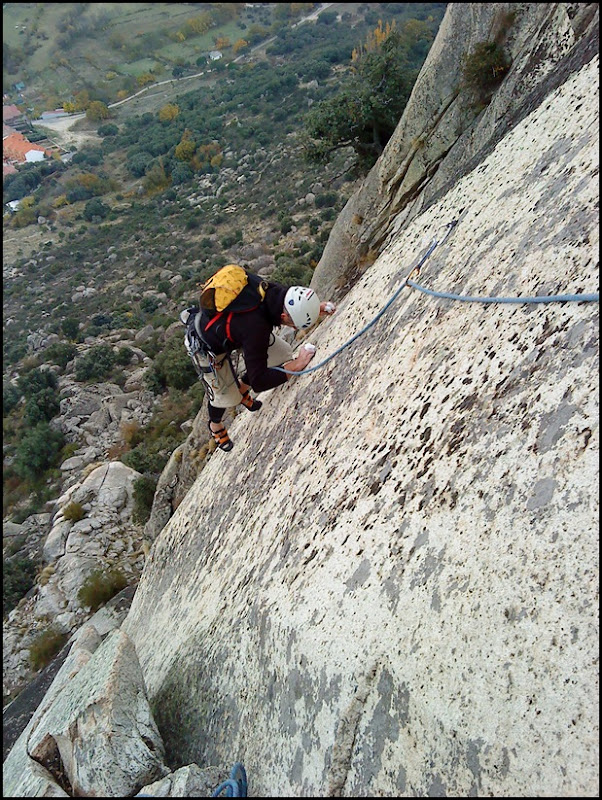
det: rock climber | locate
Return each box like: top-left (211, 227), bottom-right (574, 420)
top-left (198, 280), bottom-right (336, 451)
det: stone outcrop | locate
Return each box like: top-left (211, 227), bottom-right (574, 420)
top-left (133, 764), bottom-right (230, 797)
top-left (143, 408), bottom-right (217, 541)
top-left (4, 628), bottom-right (168, 797)
top-left (4, 623), bottom-right (233, 798)
top-left (3, 588), bottom-right (136, 759)
top-left (3, 463), bottom-right (146, 704)
top-left (57, 379), bottom-right (155, 452)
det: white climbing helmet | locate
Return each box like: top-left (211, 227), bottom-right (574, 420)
top-left (284, 286), bottom-right (321, 329)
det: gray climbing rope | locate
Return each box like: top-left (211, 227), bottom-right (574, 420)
top-left (406, 281), bottom-right (599, 304)
top-left (274, 219), bottom-right (598, 376)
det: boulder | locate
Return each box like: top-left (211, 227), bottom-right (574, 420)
top-left (59, 456), bottom-right (86, 472)
top-left (25, 630), bottom-right (168, 797)
top-left (42, 519), bottom-right (72, 564)
top-left (4, 629), bottom-right (166, 798)
top-left (144, 445), bottom-right (183, 541)
top-left (135, 325), bottom-right (155, 343)
top-left (136, 764), bottom-right (230, 797)
top-left (124, 367), bottom-right (150, 392)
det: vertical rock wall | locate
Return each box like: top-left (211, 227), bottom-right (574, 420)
top-left (122, 52), bottom-right (599, 797)
top-left (311, 2), bottom-right (599, 301)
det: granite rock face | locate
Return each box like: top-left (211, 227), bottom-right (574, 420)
top-left (311, 2), bottom-right (599, 300)
top-left (3, 463), bottom-right (145, 704)
top-left (122, 51), bottom-right (599, 798)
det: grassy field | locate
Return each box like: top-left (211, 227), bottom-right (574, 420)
top-left (118, 59), bottom-right (164, 78)
top-left (4, 2), bottom-right (447, 115)
top-left (153, 20), bottom-right (250, 63)
top-left (3, 3), bottom-right (255, 106)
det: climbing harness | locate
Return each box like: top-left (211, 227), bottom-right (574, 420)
top-left (275, 218), bottom-right (599, 376)
top-left (211, 763), bottom-right (248, 797)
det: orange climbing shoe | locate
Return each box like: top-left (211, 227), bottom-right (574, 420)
top-left (208, 422), bottom-right (234, 451)
top-left (240, 390), bottom-right (262, 412)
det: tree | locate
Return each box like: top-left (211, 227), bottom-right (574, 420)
top-left (24, 387), bottom-right (60, 424)
top-left (143, 160), bottom-right (170, 193)
top-left (137, 72), bottom-right (155, 87)
top-left (86, 100), bottom-right (111, 121)
top-left (150, 336), bottom-right (197, 391)
top-left (17, 368), bottom-right (58, 400)
top-left (83, 197), bottom-right (110, 221)
top-left (174, 130), bottom-right (197, 162)
top-left (185, 12), bottom-right (213, 36)
top-left (73, 89), bottom-right (91, 111)
top-left (3, 383), bottom-right (20, 415)
top-left (303, 29), bottom-right (415, 171)
top-left (171, 161), bottom-right (193, 185)
top-left (74, 344), bottom-right (116, 381)
top-left (233, 39), bottom-right (248, 55)
top-left (43, 342), bottom-right (77, 368)
top-left (13, 422), bottom-right (64, 481)
top-left (4, 557), bottom-right (37, 617)
top-left (97, 122), bottom-right (119, 137)
top-left (127, 151), bottom-right (153, 177)
top-left (158, 103), bottom-right (179, 122)
top-left (61, 318), bottom-right (80, 341)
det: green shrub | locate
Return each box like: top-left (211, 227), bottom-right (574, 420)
top-left (77, 568), bottom-right (129, 612)
top-left (61, 318), bottom-right (80, 340)
top-left (141, 296), bottom-right (159, 314)
top-left (17, 367), bottom-right (58, 399)
top-left (314, 191), bottom-right (338, 208)
top-left (3, 383), bottom-right (20, 415)
top-left (279, 217), bottom-right (293, 234)
top-left (98, 123), bottom-right (119, 137)
top-left (462, 41), bottom-right (510, 94)
top-left (3, 556), bottom-right (37, 617)
top-left (24, 386), bottom-right (60, 424)
top-left (151, 335), bottom-right (197, 391)
top-left (75, 344), bottom-right (116, 382)
top-left (115, 346), bottom-right (134, 366)
top-left (29, 626), bottom-right (69, 670)
top-left (132, 475), bottom-right (157, 524)
top-left (270, 258), bottom-right (313, 286)
top-left (62, 501), bottom-right (85, 522)
top-left (13, 423), bottom-right (65, 482)
top-left (43, 342), bottom-right (77, 368)
top-left (122, 445), bottom-right (164, 474)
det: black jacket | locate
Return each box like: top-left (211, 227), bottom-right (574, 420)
top-left (201, 281), bottom-right (289, 393)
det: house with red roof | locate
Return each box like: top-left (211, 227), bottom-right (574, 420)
top-left (3, 105), bottom-right (22, 124)
top-left (3, 130), bottom-right (54, 170)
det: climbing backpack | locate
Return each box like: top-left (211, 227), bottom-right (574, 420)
top-left (198, 264), bottom-right (268, 346)
top-left (180, 266), bottom-right (269, 377)
top-left (180, 305), bottom-right (215, 378)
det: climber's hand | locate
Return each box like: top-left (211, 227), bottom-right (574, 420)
top-left (320, 301), bottom-right (336, 316)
